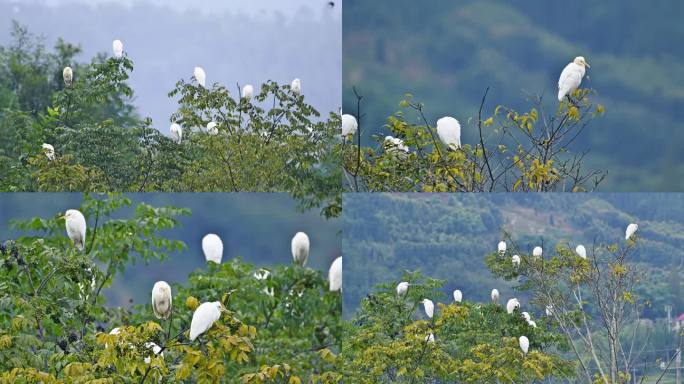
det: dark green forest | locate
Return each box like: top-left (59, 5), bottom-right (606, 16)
top-left (343, 0), bottom-right (684, 191)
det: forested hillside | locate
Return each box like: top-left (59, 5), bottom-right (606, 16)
top-left (343, 0), bottom-right (684, 191)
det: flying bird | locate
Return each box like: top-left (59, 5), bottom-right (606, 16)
top-left (112, 39), bottom-right (123, 58)
top-left (453, 289), bottom-right (462, 303)
top-left (328, 256), bottom-right (342, 292)
top-left (206, 121), bottom-right (218, 135)
top-left (498, 241), bottom-right (506, 255)
top-left (341, 114), bottom-right (358, 137)
top-left (291, 232), bottom-right (310, 265)
top-left (519, 335), bottom-right (529, 354)
top-left (575, 245), bottom-right (587, 259)
top-left (151, 281), bottom-right (172, 319)
top-left (64, 209), bottom-right (86, 251)
top-left (436, 116), bottom-right (461, 150)
top-left (242, 84), bottom-right (254, 100)
top-left (189, 301), bottom-right (222, 341)
top-left (63, 67), bottom-right (73, 86)
top-left (625, 223), bottom-right (638, 240)
top-left (558, 56), bottom-right (590, 101)
top-left (170, 123), bottom-right (182, 143)
top-left (512, 255), bottom-right (521, 267)
top-left (42, 143), bottom-right (55, 160)
top-left (194, 67), bottom-right (206, 88)
top-left (506, 298), bottom-right (520, 314)
top-left (491, 289), bottom-right (500, 303)
top-left (422, 299), bottom-right (434, 318)
top-left (291, 78), bottom-right (301, 95)
top-left (202, 234), bottom-right (223, 264)
top-left (533, 246), bottom-right (543, 257)
top-left (396, 282), bottom-right (409, 296)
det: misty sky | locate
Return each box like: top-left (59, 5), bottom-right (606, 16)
top-left (1, 0), bottom-right (341, 133)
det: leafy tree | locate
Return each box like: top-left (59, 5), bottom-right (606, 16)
top-left (0, 194), bottom-right (342, 383)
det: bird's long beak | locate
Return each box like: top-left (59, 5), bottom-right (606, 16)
top-left (583, 61), bottom-right (590, 68)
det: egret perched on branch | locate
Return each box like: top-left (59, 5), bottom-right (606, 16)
top-left (63, 67), bottom-right (73, 86)
top-left (422, 299), bottom-right (434, 318)
top-left (341, 114), bottom-right (358, 137)
top-left (384, 136), bottom-right (409, 153)
top-left (519, 335), bottom-right (529, 354)
top-left (506, 298), bottom-right (520, 314)
top-left (625, 223), bottom-right (638, 240)
top-left (144, 342), bottom-right (163, 364)
top-left (194, 67), bottom-right (206, 87)
top-left (151, 281), bottom-right (172, 319)
top-left (533, 246), bottom-right (542, 257)
top-left (575, 245), bottom-right (587, 259)
top-left (522, 312), bottom-right (531, 322)
top-left (291, 232), bottom-right (310, 266)
top-left (109, 327), bottom-right (120, 335)
top-left (426, 333), bottom-right (435, 343)
top-left (512, 255), bottom-right (521, 267)
top-left (545, 305), bottom-right (554, 317)
top-left (528, 320), bottom-right (537, 328)
top-left (242, 84), bottom-right (254, 100)
top-left (202, 234), bottom-right (223, 264)
top-left (291, 78), bottom-right (301, 95)
top-left (328, 256), bottom-right (342, 292)
top-left (498, 241), bottom-right (506, 255)
top-left (491, 289), bottom-right (499, 303)
top-left (396, 281), bottom-right (409, 296)
top-left (170, 123), bottom-right (182, 143)
top-left (42, 143), bottom-right (55, 160)
top-left (64, 209), bottom-right (86, 251)
top-left (453, 289), bottom-right (462, 303)
top-left (436, 116), bottom-right (461, 150)
top-left (189, 301), bottom-right (222, 341)
top-left (112, 39), bottom-right (123, 58)
top-left (206, 121), bottom-right (218, 135)
top-left (557, 56), bottom-right (590, 101)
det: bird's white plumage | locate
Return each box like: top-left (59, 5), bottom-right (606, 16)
top-left (189, 301), bottom-right (222, 341)
top-left (436, 116), bottom-right (461, 150)
top-left (42, 143), bottom-right (55, 160)
top-left (206, 121), bottom-right (218, 135)
top-left (291, 232), bottom-right (310, 265)
top-left (109, 327), bottom-right (120, 335)
top-left (194, 67), bottom-right (206, 87)
top-left (519, 335), bottom-right (529, 354)
top-left (151, 281), bottom-right (172, 319)
top-left (453, 289), bottom-right (462, 303)
top-left (498, 241), bottom-right (506, 255)
top-left (512, 255), bottom-right (521, 267)
top-left (65, 209), bottom-right (86, 251)
top-left (528, 320), bottom-right (537, 328)
top-left (426, 333), bottom-right (435, 343)
top-left (506, 298), bottom-right (520, 314)
top-left (522, 312), bottom-right (531, 322)
top-left (396, 282), bottom-right (409, 296)
top-left (242, 84), bottom-right (254, 100)
top-left (170, 123), bottom-right (182, 143)
top-left (533, 246), bottom-right (543, 257)
top-left (422, 298), bottom-right (434, 318)
top-left (341, 114), bottom-right (358, 136)
top-left (575, 245), bottom-right (587, 259)
top-left (557, 56), bottom-right (589, 101)
top-left (144, 342), bottom-right (163, 364)
top-left (202, 234), bottom-right (223, 264)
top-left (253, 268), bottom-right (270, 280)
top-left (291, 78), bottom-right (301, 95)
top-left (545, 305), bottom-right (553, 317)
top-left (328, 256), bottom-right (342, 292)
top-left (63, 67), bottom-right (73, 86)
top-left (491, 288), bottom-right (499, 303)
top-left (384, 136), bottom-right (409, 153)
top-left (625, 223), bottom-right (638, 240)
top-left (112, 40), bottom-right (123, 58)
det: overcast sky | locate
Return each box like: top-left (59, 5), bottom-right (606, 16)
top-left (1, 0), bottom-right (341, 132)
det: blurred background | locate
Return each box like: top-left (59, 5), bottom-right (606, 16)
top-left (0, 0), bottom-right (341, 128)
top-left (0, 193), bottom-right (341, 308)
top-left (343, 0), bottom-right (684, 191)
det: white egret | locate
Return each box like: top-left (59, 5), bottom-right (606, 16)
top-left (533, 246), bottom-right (543, 257)
top-left (522, 312), bottom-right (531, 322)
top-left (425, 333), bottom-right (435, 343)
top-left (109, 327), bottom-right (120, 335)
top-left (341, 114), bottom-right (358, 137)
top-left (625, 223), bottom-right (638, 240)
top-left (42, 143), bottom-right (55, 160)
top-left (144, 342), bottom-right (163, 364)
top-left (291, 232), bottom-right (310, 266)
top-left (253, 268), bottom-right (270, 280)
top-left (170, 123), bottom-right (182, 143)
top-left (63, 66), bottom-right (73, 86)
top-left (436, 116), bottom-right (461, 150)
top-left (206, 121), bottom-right (218, 135)
top-left (506, 298), bottom-right (520, 314)
top-left (64, 209), bottom-right (86, 251)
top-left (498, 241), bottom-right (506, 255)
top-left (201, 234), bottom-right (223, 264)
top-left (557, 56), bottom-right (590, 101)
top-left (422, 299), bottom-right (434, 319)
top-left (512, 255), bottom-right (521, 267)
top-left (194, 67), bottom-right (206, 88)
top-left (189, 301), bottom-right (222, 341)
top-left (575, 244), bottom-right (587, 259)
top-left (384, 135), bottom-right (409, 153)
top-left (519, 335), bottom-right (529, 354)
top-left (151, 281), bottom-right (172, 320)
top-left (545, 305), bottom-right (553, 317)
top-left (453, 289), bottom-right (462, 303)
top-left (491, 288), bottom-right (499, 303)
top-left (396, 281), bottom-right (409, 296)
top-left (112, 39), bottom-right (123, 58)
top-left (528, 320), bottom-right (537, 328)
top-left (291, 78), bottom-right (301, 95)
top-left (328, 256), bottom-right (342, 292)
top-left (242, 84), bottom-right (254, 100)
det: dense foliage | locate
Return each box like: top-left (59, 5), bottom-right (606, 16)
top-left (0, 23), bottom-right (341, 218)
top-left (0, 194), bottom-right (342, 383)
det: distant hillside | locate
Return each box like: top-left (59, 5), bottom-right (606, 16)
top-left (343, 0), bottom-right (684, 191)
top-left (341, 193), bottom-right (684, 318)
